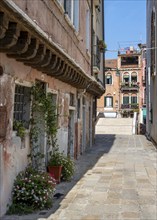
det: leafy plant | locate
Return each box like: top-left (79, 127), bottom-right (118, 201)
top-left (29, 82), bottom-right (58, 170)
top-left (48, 151), bottom-right (75, 181)
top-left (13, 120), bottom-right (26, 140)
top-left (7, 166), bottom-right (56, 214)
top-left (61, 156), bottom-right (74, 181)
top-left (48, 152), bottom-right (64, 167)
top-left (98, 40), bottom-right (107, 52)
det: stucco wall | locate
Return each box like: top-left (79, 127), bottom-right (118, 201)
top-left (0, 51), bottom-right (94, 215)
top-left (146, 0), bottom-right (157, 144)
top-left (11, 0), bottom-right (91, 76)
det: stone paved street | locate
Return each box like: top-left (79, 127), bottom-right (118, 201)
top-left (3, 134), bottom-right (157, 220)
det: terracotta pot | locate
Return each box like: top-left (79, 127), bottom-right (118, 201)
top-left (48, 166), bottom-right (62, 183)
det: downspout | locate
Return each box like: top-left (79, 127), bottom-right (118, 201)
top-left (91, 0), bottom-right (93, 76)
top-left (102, 0), bottom-right (105, 88)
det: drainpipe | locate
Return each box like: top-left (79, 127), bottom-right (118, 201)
top-left (91, 0), bottom-right (93, 76)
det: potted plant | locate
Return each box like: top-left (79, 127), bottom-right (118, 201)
top-left (98, 40), bottom-right (107, 52)
top-left (61, 156), bottom-right (74, 181)
top-left (47, 152), bottom-right (64, 183)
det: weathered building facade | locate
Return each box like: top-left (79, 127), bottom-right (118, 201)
top-left (146, 0), bottom-right (157, 144)
top-left (97, 59), bottom-right (119, 117)
top-left (0, 0), bottom-right (105, 216)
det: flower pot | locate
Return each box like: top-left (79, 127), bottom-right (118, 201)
top-left (48, 166), bottom-right (62, 184)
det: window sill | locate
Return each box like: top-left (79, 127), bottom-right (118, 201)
top-left (93, 66), bottom-right (100, 74)
top-left (54, 0), bottom-right (65, 14)
top-left (74, 31), bottom-right (82, 41)
top-left (64, 14), bottom-right (75, 31)
top-left (86, 49), bottom-right (91, 58)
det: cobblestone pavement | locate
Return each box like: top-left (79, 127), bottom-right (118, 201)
top-left (2, 135), bottom-right (157, 220)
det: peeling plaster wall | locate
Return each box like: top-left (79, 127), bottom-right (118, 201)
top-left (0, 52), bottom-right (95, 216)
top-left (0, 70), bottom-right (30, 216)
top-left (0, 53), bottom-right (82, 216)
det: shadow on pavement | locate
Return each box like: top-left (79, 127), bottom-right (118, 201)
top-left (36, 134), bottom-right (116, 219)
top-left (3, 134), bottom-right (116, 220)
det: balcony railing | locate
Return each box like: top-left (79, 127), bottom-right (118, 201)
top-left (120, 82), bottom-right (139, 91)
top-left (121, 103), bottom-right (139, 110)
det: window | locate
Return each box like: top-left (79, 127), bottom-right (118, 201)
top-left (151, 11), bottom-right (156, 76)
top-left (57, 0), bottom-right (64, 5)
top-left (93, 33), bottom-right (100, 69)
top-left (86, 9), bottom-right (90, 50)
top-left (121, 56), bottom-right (138, 66)
top-left (131, 72), bottom-right (137, 82)
top-left (64, 0), bottom-right (79, 32)
top-left (123, 95), bottom-right (129, 104)
top-left (123, 72), bottom-right (129, 83)
top-left (106, 74), bottom-right (112, 84)
top-left (77, 98), bottom-right (80, 118)
top-left (131, 96), bottom-right (137, 104)
top-left (104, 96), bottom-right (113, 107)
top-left (13, 85), bottom-right (31, 129)
top-left (70, 93), bottom-right (75, 106)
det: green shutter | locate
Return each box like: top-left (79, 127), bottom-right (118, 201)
top-left (104, 97), bottom-right (106, 107)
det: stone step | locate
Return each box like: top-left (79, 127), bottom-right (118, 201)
top-left (96, 118), bottom-right (133, 135)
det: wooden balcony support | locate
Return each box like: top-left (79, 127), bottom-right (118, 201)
top-left (0, 2), bottom-right (105, 97)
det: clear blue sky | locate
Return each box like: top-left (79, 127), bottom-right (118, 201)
top-left (104, 0), bottom-right (146, 59)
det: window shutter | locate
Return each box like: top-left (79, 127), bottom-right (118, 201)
top-left (104, 97), bottom-right (106, 107)
top-left (111, 97), bottom-right (113, 107)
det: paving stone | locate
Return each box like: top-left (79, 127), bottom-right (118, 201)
top-left (121, 212), bottom-right (140, 219)
top-left (2, 135), bottom-right (157, 220)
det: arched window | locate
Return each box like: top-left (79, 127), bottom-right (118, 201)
top-left (123, 93), bottom-right (129, 104)
top-left (151, 11), bottom-right (156, 76)
top-left (104, 93), bottom-right (113, 107)
top-left (131, 72), bottom-right (137, 82)
top-left (131, 93), bottom-right (137, 104)
top-left (105, 73), bottom-right (112, 84)
top-left (123, 72), bottom-right (129, 83)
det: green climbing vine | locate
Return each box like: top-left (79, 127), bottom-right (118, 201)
top-left (28, 82), bottom-right (58, 170)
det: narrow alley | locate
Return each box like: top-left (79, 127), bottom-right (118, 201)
top-left (43, 135), bottom-right (157, 220)
top-left (3, 118), bottom-right (157, 220)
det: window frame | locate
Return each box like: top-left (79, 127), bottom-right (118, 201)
top-left (13, 83), bottom-right (31, 129)
top-left (64, 0), bottom-right (80, 32)
top-left (106, 74), bottom-right (112, 85)
top-left (104, 96), bottom-right (113, 108)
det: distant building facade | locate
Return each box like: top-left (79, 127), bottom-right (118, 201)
top-left (97, 47), bottom-right (146, 123)
top-left (146, 0), bottom-right (157, 144)
top-left (0, 0), bottom-right (105, 216)
top-left (97, 59), bottom-right (119, 117)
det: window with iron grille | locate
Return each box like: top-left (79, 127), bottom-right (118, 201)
top-left (13, 84), bottom-right (31, 129)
